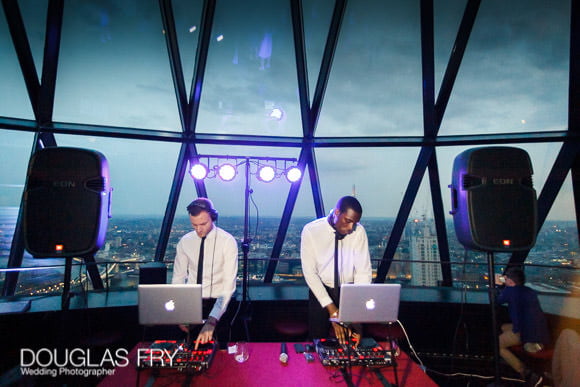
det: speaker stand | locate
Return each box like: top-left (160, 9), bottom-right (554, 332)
top-left (60, 255), bottom-right (103, 310)
top-left (486, 251), bottom-right (503, 386)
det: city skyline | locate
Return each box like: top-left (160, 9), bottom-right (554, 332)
top-left (1, 207), bottom-right (577, 297)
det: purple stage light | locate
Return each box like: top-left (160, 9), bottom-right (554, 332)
top-left (190, 163), bottom-right (208, 180)
top-left (218, 163), bottom-right (236, 181)
top-left (258, 166), bottom-right (275, 182)
top-left (285, 167), bottom-right (302, 183)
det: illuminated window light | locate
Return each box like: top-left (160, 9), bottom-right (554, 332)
top-left (269, 107), bottom-right (284, 121)
top-left (55, 244), bottom-right (64, 252)
top-left (190, 163), bottom-right (209, 180)
top-left (258, 166), bottom-right (276, 182)
top-left (502, 239), bottom-right (511, 247)
top-left (285, 166), bottom-right (302, 183)
top-left (218, 163), bottom-right (236, 181)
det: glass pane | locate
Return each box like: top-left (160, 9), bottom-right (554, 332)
top-left (0, 130), bottom-right (35, 292)
top-left (434, 0), bottom-right (467, 95)
top-left (317, 1), bottom-right (423, 136)
top-left (196, 0), bottom-right (302, 137)
top-left (303, 0), bottom-right (335, 98)
top-left (402, 178), bottom-right (444, 287)
top-left (54, 1), bottom-right (180, 131)
top-left (172, 0), bottom-right (203, 97)
top-left (527, 176), bottom-right (578, 292)
top-left (19, 0), bottom-right (47, 79)
top-left (439, 0), bottom-right (570, 135)
top-left (0, 5), bottom-right (35, 119)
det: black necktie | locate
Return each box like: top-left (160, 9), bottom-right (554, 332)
top-left (334, 234), bottom-right (340, 303)
top-left (196, 236), bottom-right (206, 285)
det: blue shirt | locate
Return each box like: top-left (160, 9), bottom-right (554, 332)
top-left (497, 285), bottom-right (550, 345)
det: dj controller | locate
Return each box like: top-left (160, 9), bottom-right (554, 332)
top-left (137, 340), bottom-right (216, 372)
top-left (314, 337), bottom-right (392, 367)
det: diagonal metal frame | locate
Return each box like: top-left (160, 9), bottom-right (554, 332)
top-left (154, 0), bottom-right (214, 261)
top-left (376, 0), bottom-right (481, 283)
top-left (264, 0), bottom-right (346, 283)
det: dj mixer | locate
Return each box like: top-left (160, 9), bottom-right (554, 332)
top-left (137, 340), bottom-right (216, 372)
top-left (314, 337), bottom-right (392, 367)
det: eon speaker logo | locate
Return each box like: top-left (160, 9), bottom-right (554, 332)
top-left (365, 298), bottom-right (376, 310)
top-left (164, 300), bottom-right (175, 312)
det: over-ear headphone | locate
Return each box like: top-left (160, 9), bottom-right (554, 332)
top-left (188, 198), bottom-right (219, 221)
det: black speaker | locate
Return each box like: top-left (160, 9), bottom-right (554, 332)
top-left (23, 147), bottom-right (111, 257)
top-left (449, 146), bottom-right (537, 252)
top-left (139, 262), bottom-right (167, 284)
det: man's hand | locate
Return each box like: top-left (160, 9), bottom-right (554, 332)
top-left (179, 324), bottom-right (189, 333)
top-left (331, 321), bottom-right (351, 345)
top-left (194, 317), bottom-right (218, 350)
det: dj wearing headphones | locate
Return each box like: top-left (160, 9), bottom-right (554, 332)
top-left (300, 196), bottom-right (372, 344)
top-left (172, 197), bottom-right (238, 350)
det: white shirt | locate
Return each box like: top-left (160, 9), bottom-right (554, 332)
top-left (300, 217), bottom-right (372, 308)
top-left (171, 226), bottom-right (238, 321)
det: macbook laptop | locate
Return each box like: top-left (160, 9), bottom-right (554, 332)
top-left (138, 284), bottom-right (203, 325)
top-left (336, 283), bottom-right (401, 323)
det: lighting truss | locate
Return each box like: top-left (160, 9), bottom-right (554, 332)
top-left (189, 154), bottom-right (302, 184)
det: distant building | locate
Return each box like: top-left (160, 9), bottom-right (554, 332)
top-left (410, 220), bottom-right (442, 286)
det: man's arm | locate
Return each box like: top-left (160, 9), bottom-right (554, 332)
top-left (353, 226), bottom-right (372, 284)
top-left (195, 233), bottom-right (238, 349)
top-left (300, 227), bottom-right (333, 308)
top-left (171, 241), bottom-right (188, 284)
top-left (208, 234), bottom-right (238, 320)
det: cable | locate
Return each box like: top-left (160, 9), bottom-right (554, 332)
top-left (425, 368), bottom-right (524, 384)
top-left (249, 189), bottom-right (260, 241)
top-left (450, 247), bottom-right (470, 372)
top-left (395, 319), bottom-right (424, 369)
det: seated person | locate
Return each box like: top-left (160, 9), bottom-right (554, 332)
top-left (171, 198), bottom-right (238, 349)
top-left (495, 267), bottom-right (550, 382)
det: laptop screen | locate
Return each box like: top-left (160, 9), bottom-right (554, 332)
top-left (337, 283), bottom-right (401, 323)
top-left (138, 284), bottom-right (203, 325)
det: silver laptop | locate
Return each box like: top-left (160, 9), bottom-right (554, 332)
top-left (337, 283), bottom-right (401, 323)
top-left (138, 284), bottom-right (203, 325)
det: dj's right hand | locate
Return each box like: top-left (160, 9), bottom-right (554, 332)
top-left (332, 322), bottom-right (351, 345)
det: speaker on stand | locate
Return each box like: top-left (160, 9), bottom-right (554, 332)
top-left (22, 147), bottom-right (111, 310)
top-left (449, 146), bottom-right (538, 386)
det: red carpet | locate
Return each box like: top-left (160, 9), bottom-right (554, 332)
top-left (100, 342), bottom-right (437, 386)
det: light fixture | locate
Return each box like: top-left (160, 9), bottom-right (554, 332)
top-left (190, 163), bottom-right (208, 180)
top-left (258, 165), bottom-right (276, 182)
top-left (188, 155), bottom-right (298, 185)
top-left (218, 163), bottom-right (237, 181)
top-left (285, 166), bottom-right (302, 183)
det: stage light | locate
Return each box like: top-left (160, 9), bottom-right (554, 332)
top-left (285, 166), bottom-right (302, 183)
top-left (258, 166), bottom-right (276, 182)
top-left (190, 163), bottom-right (208, 180)
top-left (218, 163), bottom-right (236, 181)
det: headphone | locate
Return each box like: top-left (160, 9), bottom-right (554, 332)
top-left (188, 198), bottom-right (219, 221)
